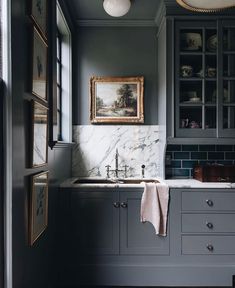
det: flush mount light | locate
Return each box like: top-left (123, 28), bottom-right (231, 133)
top-left (176, 0), bottom-right (235, 12)
top-left (103, 0), bottom-right (131, 17)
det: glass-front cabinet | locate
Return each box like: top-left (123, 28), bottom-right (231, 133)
top-left (175, 20), bottom-right (235, 138)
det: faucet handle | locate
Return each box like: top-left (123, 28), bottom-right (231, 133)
top-left (105, 165), bottom-right (111, 178)
top-left (123, 165), bottom-right (129, 178)
top-left (141, 164), bottom-right (145, 178)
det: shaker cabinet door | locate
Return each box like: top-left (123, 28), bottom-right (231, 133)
top-left (71, 189), bottom-right (119, 255)
top-left (119, 190), bottom-right (170, 255)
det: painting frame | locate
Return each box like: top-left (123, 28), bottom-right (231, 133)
top-left (31, 27), bottom-right (48, 102)
top-left (90, 76), bottom-right (144, 124)
top-left (31, 100), bottom-right (48, 168)
top-left (29, 171), bottom-right (49, 246)
top-left (30, 0), bottom-right (48, 39)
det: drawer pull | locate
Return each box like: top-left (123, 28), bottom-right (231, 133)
top-left (206, 222), bottom-right (214, 229)
top-left (113, 202), bottom-right (120, 208)
top-left (121, 202), bottom-right (128, 208)
top-left (206, 199), bottom-right (214, 207)
top-left (206, 244), bottom-right (214, 252)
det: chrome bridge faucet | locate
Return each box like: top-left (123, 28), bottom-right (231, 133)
top-left (105, 148), bottom-right (128, 178)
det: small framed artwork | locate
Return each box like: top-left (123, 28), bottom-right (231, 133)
top-left (31, 100), bottom-right (48, 167)
top-left (90, 76), bottom-right (144, 124)
top-left (29, 171), bottom-right (49, 245)
top-left (30, 0), bottom-right (48, 39)
top-left (32, 27), bottom-right (48, 102)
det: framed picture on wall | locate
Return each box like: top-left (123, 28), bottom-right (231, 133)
top-left (30, 0), bottom-right (48, 39)
top-left (31, 100), bottom-right (48, 167)
top-left (90, 76), bottom-right (144, 124)
top-left (31, 27), bottom-right (48, 102)
top-left (29, 171), bottom-right (49, 246)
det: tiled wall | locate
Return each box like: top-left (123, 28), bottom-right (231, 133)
top-left (165, 144), bottom-right (235, 179)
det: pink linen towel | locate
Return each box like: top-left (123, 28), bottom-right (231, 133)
top-left (140, 182), bottom-right (169, 236)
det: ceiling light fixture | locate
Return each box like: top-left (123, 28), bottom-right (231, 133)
top-left (103, 0), bottom-right (131, 17)
top-left (176, 0), bottom-right (235, 12)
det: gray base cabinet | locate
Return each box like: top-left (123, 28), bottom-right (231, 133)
top-left (59, 187), bottom-right (235, 287)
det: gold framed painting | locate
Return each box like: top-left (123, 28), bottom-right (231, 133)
top-left (29, 171), bottom-right (49, 246)
top-left (90, 76), bottom-right (144, 124)
top-left (31, 100), bottom-right (48, 167)
top-left (30, 0), bottom-right (48, 39)
top-left (32, 27), bottom-right (48, 102)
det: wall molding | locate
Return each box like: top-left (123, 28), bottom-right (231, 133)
top-left (76, 19), bottom-right (157, 27)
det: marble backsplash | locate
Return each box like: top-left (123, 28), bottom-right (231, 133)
top-left (72, 125), bottom-right (160, 178)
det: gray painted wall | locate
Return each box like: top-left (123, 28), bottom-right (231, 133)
top-left (73, 26), bottom-right (158, 125)
top-left (10, 0), bottom-right (72, 287)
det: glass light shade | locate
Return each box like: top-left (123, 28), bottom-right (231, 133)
top-left (103, 0), bottom-right (131, 17)
top-left (176, 0), bottom-right (235, 12)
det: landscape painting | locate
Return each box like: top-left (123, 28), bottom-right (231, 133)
top-left (90, 76), bottom-right (144, 123)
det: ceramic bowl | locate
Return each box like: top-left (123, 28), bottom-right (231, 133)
top-left (181, 65), bottom-right (193, 77)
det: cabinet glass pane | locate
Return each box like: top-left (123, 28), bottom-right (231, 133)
top-left (180, 107), bottom-right (202, 129)
top-left (205, 81), bottom-right (216, 104)
top-left (205, 107), bottom-right (216, 129)
top-left (223, 55), bottom-right (235, 77)
top-left (223, 80), bottom-right (235, 103)
top-left (180, 30), bottom-right (202, 52)
top-left (223, 28), bottom-right (235, 51)
top-left (205, 55), bottom-right (217, 78)
top-left (180, 81), bottom-right (202, 103)
top-left (206, 29), bottom-right (217, 53)
top-left (223, 106), bottom-right (235, 129)
top-left (180, 55), bottom-right (202, 78)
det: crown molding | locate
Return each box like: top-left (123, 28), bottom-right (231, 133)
top-left (155, 0), bottom-right (166, 27)
top-left (76, 19), bottom-right (157, 27)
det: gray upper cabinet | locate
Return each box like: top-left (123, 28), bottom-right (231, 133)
top-left (162, 18), bottom-right (235, 143)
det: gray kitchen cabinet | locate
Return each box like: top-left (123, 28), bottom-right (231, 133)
top-left (70, 187), bottom-right (169, 256)
top-left (70, 188), bottom-right (119, 255)
top-left (119, 189), bottom-right (169, 255)
top-left (60, 186), bottom-right (235, 287)
top-left (175, 20), bottom-right (235, 139)
top-left (158, 17), bottom-right (235, 143)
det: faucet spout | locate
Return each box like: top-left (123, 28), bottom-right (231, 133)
top-left (115, 149), bottom-right (119, 176)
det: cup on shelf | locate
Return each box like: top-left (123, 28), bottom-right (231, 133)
top-left (207, 67), bottom-right (216, 78)
top-left (181, 65), bottom-right (193, 77)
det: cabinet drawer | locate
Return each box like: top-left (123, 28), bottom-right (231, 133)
top-left (182, 213), bottom-right (235, 233)
top-left (182, 235), bottom-right (235, 255)
top-left (182, 191), bottom-right (235, 211)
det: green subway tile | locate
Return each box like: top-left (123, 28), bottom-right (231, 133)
top-left (182, 145), bottom-right (198, 151)
top-left (171, 160), bottom-right (181, 168)
top-left (225, 152), bottom-right (235, 160)
top-left (174, 152), bottom-right (190, 159)
top-left (199, 145), bottom-right (216, 151)
top-left (216, 145), bottom-right (233, 151)
top-left (191, 152), bottom-right (207, 160)
top-left (208, 152), bottom-right (225, 160)
top-left (182, 160), bottom-right (198, 168)
top-left (167, 145), bottom-right (181, 151)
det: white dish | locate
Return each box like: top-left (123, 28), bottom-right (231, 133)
top-left (207, 34), bottom-right (217, 51)
top-left (181, 32), bottom-right (202, 51)
top-left (189, 97), bottom-right (201, 102)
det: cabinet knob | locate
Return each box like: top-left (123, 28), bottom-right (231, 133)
top-left (113, 202), bottom-right (120, 208)
top-left (206, 244), bottom-right (214, 252)
top-left (206, 222), bottom-right (214, 229)
top-left (121, 202), bottom-right (128, 208)
top-left (206, 199), bottom-right (214, 207)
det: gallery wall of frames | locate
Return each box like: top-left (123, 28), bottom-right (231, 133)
top-left (28, 0), bottom-right (49, 246)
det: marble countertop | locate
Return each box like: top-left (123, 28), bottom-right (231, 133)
top-left (60, 177), bottom-right (235, 189)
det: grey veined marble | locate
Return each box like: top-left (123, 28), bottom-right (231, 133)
top-left (72, 125), bottom-right (160, 178)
